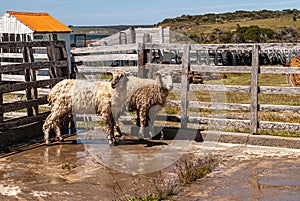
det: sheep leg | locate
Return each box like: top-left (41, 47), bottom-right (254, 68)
top-left (43, 108), bottom-right (68, 144)
top-left (149, 105), bottom-right (163, 139)
top-left (107, 120), bottom-right (117, 145)
top-left (138, 108), bottom-right (147, 140)
top-left (43, 112), bottom-right (62, 144)
top-left (103, 111), bottom-right (118, 145)
top-left (113, 123), bottom-right (122, 144)
top-left (53, 120), bottom-right (63, 142)
top-left (43, 115), bottom-right (52, 145)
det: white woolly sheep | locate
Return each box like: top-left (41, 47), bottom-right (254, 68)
top-left (43, 70), bottom-right (129, 145)
top-left (125, 67), bottom-right (175, 139)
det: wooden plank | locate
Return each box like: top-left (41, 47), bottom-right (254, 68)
top-left (190, 65), bottom-right (252, 73)
top-left (259, 121), bottom-right (300, 132)
top-left (0, 52), bottom-right (48, 59)
top-left (10, 88), bottom-right (50, 96)
top-left (0, 61), bottom-right (68, 74)
top-left (167, 100), bottom-right (250, 111)
top-left (77, 66), bottom-right (138, 74)
top-left (0, 112), bottom-right (50, 131)
top-left (74, 54), bottom-right (138, 62)
top-left (260, 67), bottom-right (300, 74)
top-left (0, 41), bottom-right (66, 49)
top-left (250, 44), bottom-right (260, 135)
top-left (145, 63), bottom-right (182, 71)
top-left (0, 96), bottom-right (48, 114)
top-left (188, 116), bottom-right (251, 129)
top-left (259, 104), bottom-right (300, 113)
top-left (260, 86), bottom-right (300, 95)
top-left (0, 77), bottom-right (67, 93)
top-left (187, 84), bottom-right (251, 93)
top-left (180, 44), bottom-right (190, 128)
top-left (145, 43), bottom-right (187, 51)
top-left (2, 74), bottom-right (50, 82)
top-left (71, 44), bottom-right (138, 55)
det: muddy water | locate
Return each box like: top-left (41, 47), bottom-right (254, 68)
top-left (0, 132), bottom-right (300, 201)
top-left (0, 131), bottom-right (193, 201)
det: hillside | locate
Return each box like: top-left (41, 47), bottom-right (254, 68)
top-left (155, 9), bottom-right (300, 43)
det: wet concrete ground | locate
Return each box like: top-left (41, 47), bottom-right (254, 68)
top-left (0, 131), bottom-right (300, 201)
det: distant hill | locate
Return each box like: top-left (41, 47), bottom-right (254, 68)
top-left (155, 9), bottom-right (300, 43)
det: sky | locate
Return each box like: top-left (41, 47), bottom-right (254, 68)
top-left (0, 0), bottom-right (299, 26)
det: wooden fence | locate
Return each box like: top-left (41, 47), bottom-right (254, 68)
top-left (72, 42), bottom-right (300, 136)
top-left (0, 41), bottom-right (69, 132)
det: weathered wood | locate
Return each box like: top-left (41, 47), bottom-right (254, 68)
top-left (0, 61), bottom-right (68, 74)
top-left (187, 84), bottom-right (251, 93)
top-left (0, 41), bottom-right (66, 49)
top-left (145, 63), bottom-right (182, 71)
top-left (260, 121), bottom-right (300, 132)
top-left (0, 96), bottom-right (48, 114)
top-left (180, 44), bottom-right (190, 128)
top-left (23, 46), bottom-right (34, 117)
top-left (250, 45), bottom-right (260, 135)
top-left (47, 42), bottom-right (58, 79)
top-left (1, 74), bottom-right (50, 82)
top-left (71, 44), bottom-right (138, 55)
top-left (260, 67), bottom-right (300, 74)
top-left (259, 104), bottom-right (300, 113)
top-left (10, 88), bottom-right (50, 96)
top-left (260, 86), bottom-right (300, 95)
top-left (137, 43), bottom-right (146, 78)
top-left (74, 54), bottom-right (138, 62)
top-left (0, 112), bottom-right (50, 131)
top-left (188, 116), bottom-right (251, 129)
top-left (0, 52), bottom-right (48, 59)
top-left (77, 66), bottom-right (138, 74)
top-left (0, 77), bottom-right (67, 93)
top-left (190, 65), bottom-right (252, 73)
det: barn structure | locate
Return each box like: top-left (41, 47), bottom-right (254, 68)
top-left (0, 11), bottom-right (72, 70)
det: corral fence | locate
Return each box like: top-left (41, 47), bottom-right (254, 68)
top-left (0, 40), bottom-right (69, 146)
top-left (72, 42), bottom-right (300, 137)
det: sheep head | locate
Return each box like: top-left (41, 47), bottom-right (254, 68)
top-left (153, 67), bottom-right (175, 90)
top-left (111, 70), bottom-right (129, 89)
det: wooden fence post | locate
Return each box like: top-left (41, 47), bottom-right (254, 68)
top-left (0, 71), bottom-right (3, 122)
top-left (250, 44), bottom-right (260, 134)
top-left (180, 44), bottom-right (190, 129)
top-left (138, 43), bottom-right (146, 78)
top-left (23, 46), bottom-right (38, 116)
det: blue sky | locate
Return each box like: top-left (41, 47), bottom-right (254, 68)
top-left (1, 0), bottom-right (299, 26)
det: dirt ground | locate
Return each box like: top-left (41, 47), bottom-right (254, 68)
top-left (0, 132), bottom-right (300, 201)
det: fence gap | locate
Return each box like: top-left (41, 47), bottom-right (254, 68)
top-left (250, 44), bottom-right (260, 134)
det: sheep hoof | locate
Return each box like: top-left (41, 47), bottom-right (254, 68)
top-left (58, 137), bottom-right (64, 142)
top-left (108, 140), bottom-right (118, 146)
top-left (45, 140), bottom-right (51, 146)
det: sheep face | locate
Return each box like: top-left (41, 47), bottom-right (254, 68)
top-left (159, 74), bottom-right (173, 90)
top-left (111, 70), bottom-right (129, 89)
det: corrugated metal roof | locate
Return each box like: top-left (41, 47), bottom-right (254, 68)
top-left (7, 11), bottom-right (72, 33)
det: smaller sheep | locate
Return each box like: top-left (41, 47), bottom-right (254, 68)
top-left (43, 70), bottom-right (128, 145)
top-left (126, 68), bottom-right (175, 139)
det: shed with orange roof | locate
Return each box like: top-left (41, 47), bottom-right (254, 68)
top-left (0, 11), bottom-right (72, 70)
